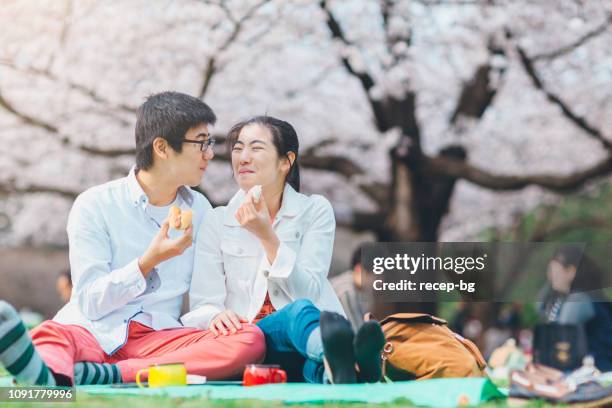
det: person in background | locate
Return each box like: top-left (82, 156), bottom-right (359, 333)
top-left (56, 269), bottom-right (72, 304)
top-left (331, 244), bottom-right (374, 330)
top-left (449, 301), bottom-right (473, 338)
top-left (538, 245), bottom-right (612, 371)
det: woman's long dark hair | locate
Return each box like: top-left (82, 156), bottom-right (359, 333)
top-left (227, 116), bottom-right (300, 192)
top-left (541, 244), bottom-right (609, 322)
top-left (551, 245), bottom-right (604, 293)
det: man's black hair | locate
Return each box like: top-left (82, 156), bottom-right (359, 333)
top-left (135, 91), bottom-right (216, 170)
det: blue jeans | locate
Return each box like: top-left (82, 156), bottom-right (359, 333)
top-left (256, 299), bottom-right (324, 383)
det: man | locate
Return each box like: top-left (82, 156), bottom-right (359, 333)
top-left (331, 244), bottom-right (373, 330)
top-left (0, 92), bottom-right (264, 386)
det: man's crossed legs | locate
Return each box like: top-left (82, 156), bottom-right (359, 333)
top-left (0, 301), bottom-right (265, 386)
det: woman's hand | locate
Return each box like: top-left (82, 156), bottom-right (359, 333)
top-left (235, 191), bottom-right (275, 241)
top-left (235, 191), bottom-right (280, 263)
top-left (210, 310), bottom-right (248, 336)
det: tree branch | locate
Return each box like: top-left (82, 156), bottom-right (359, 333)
top-left (300, 155), bottom-right (364, 178)
top-left (198, 0), bottom-right (272, 98)
top-left (450, 64), bottom-right (496, 123)
top-left (513, 36), bottom-right (612, 151)
top-left (319, 0), bottom-right (419, 137)
top-left (0, 87), bottom-right (136, 157)
top-left (531, 14), bottom-right (612, 61)
top-left (0, 182), bottom-right (77, 200)
top-left (415, 0), bottom-right (489, 4)
top-left (0, 90), bottom-right (58, 133)
top-left (78, 146), bottom-right (135, 156)
top-left (0, 83), bottom-right (224, 159)
top-left (336, 210), bottom-right (387, 235)
top-left (319, 0), bottom-right (375, 92)
top-left (284, 65), bottom-right (336, 99)
top-left (425, 153), bottom-right (612, 192)
top-left (357, 181), bottom-right (390, 209)
top-left (198, 57), bottom-right (217, 98)
top-left (301, 137), bottom-right (339, 156)
top-left (212, 148), bottom-right (364, 178)
top-left (0, 59), bottom-right (137, 115)
top-left (78, 133), bottom-right (229, 157)
top-left (379, 0), bottom-right (412, 69)
top-left (381, 0), bottom-right (392, 30)
top-left (450, 39), bottom-right (507, 124)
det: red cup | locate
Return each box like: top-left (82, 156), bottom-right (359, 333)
top-left (243, 364), bottom-right (287, 386)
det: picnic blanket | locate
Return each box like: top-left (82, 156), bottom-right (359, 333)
top-left (78, 378), bottom-right (506, 406)
top-left (0, 377), bottom-right (13, 386)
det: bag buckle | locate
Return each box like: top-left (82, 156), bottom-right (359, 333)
top-left (381, 342), bottom-right (394, 361)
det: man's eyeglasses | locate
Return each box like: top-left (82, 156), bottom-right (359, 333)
top-left (183, 138), bottom-right (216, 152)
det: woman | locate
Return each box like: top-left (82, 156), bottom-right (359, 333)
top-left (538, 245), bottom-right (612, 371)
top-left (182, 116), bottom-right (385, 383)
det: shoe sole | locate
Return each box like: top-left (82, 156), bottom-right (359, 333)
top-left (320, 313), bottom-right (357, 384)
top-left (354, 321), bottom-right (386, 383)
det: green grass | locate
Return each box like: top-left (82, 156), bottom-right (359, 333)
top-left (0, 367), bottom-right (561, 407)
top-left (6, 395), bottom-right (407, 408)
top-left (3, 393), bottom-right (524, 408)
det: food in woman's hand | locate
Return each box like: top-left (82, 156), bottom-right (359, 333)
top-left (249, 185), bottom-right (262, 203)
top-left (180, 209), bottom-right (192, 230)
top-left (168, 206), bottom-right (192, 230)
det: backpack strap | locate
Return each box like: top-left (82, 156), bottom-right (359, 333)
top-left (381, 341), bottom-right (394, 381)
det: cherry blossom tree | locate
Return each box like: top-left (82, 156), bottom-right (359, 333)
top-left (315, 0), bottom-right (611, 241)
top-left (0, 0), bottom-right (610, 247)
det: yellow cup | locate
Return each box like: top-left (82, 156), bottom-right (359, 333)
top-left (135, 363), bottom-right (187, 388)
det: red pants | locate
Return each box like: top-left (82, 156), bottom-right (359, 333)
top-left (29, 320), bottom-right (265, 382)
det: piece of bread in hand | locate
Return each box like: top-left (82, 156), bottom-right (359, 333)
top-left (168, 206), bottom-right (192, 230)
top-left (179, 209), bottom-right (192, 230)
top-left (169, 206), bottom-right (181, 229)
top-left (249, 185), bottom-right (262, 203)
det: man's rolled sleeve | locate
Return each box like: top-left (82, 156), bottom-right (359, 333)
top-left (123, 258), bottom-right (149, 296)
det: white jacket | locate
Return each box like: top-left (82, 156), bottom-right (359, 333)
top-left (182, 184), bottom-right (345, 329)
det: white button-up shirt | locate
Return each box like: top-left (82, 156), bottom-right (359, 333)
top-left (53, 167), bottom-right (211, 355)
top-left (182, 184), bottom-right (345, 330)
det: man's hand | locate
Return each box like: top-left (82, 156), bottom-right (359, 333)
top-left (210, 310), bottom-right (248, 336)
top-left (138, 218), bottom-right (193, 276)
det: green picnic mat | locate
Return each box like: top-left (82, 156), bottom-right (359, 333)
top-left (0, 376), bottom-right (13, 386)
top-left (79, 378), bottom-right (505, 406)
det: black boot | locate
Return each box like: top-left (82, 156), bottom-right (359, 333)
top-left (320, 311), bottom-right (357, 384)
top-left (354, 320), bottom-right (386, 383)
